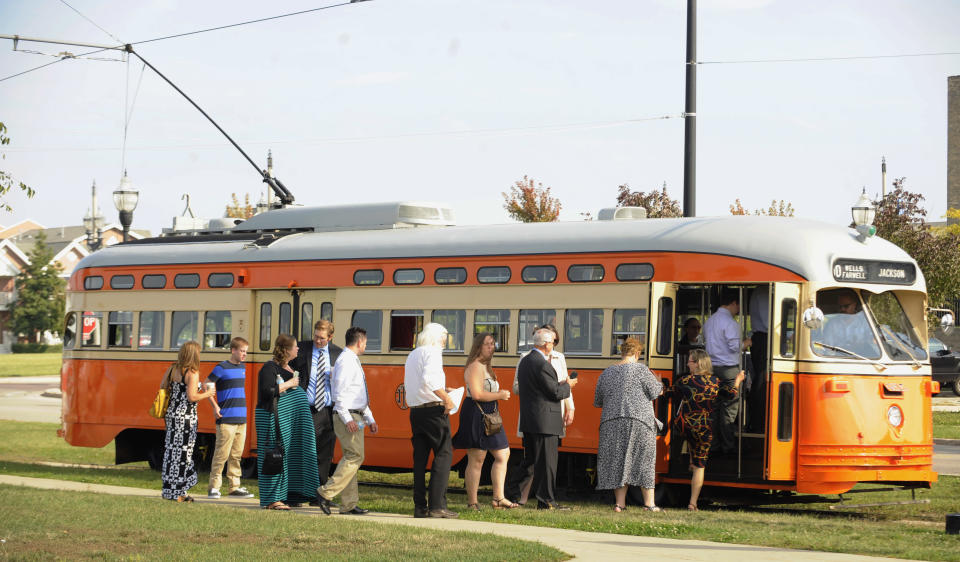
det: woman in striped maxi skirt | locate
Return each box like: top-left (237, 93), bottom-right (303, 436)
top-left (256, 334), bottom-right (320, 510)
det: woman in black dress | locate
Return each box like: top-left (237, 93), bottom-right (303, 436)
top-left (452, 333), bottom-right (516, 510)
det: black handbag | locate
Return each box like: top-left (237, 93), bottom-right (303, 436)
top-left (261, 394), bottom-right (285, 476)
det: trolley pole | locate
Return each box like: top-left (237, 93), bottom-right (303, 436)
top-left (683, 0), bottom-right (697, 218)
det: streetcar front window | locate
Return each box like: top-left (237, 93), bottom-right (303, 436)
top-left (810, 289), bottom-right (881, 359)
top-left (863, 291), bottom-right (927, 362)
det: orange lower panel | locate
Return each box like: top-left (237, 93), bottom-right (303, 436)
top-left (658, 476), bottom-right (796, 492)
top-left (796, 468), bottom-right (937, 494)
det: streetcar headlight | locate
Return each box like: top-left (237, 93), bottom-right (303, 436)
top-left (887, 405), bottom-right (903, 428)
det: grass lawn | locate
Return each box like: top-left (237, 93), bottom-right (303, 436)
top-left (2, 421), bottom-right (960, 560)
top-left (0, 351), bottom-right (62, 377)
top-left (934, 411), bottom-right (960, 440)
top-left (0, 485), bottom-right (565, 561)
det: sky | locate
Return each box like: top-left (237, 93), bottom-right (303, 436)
top-left (0, 0), bottom-right (958, 236)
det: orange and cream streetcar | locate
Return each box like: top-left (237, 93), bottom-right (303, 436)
top-left (60, 202), bottom-right (939, 498)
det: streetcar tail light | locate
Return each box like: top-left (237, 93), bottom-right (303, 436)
top-left (930, 381), bottom-right (941, 395)
top-left (825, 379), bottom-right (850, 393)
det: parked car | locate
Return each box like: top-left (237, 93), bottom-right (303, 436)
top-left (929, 337), bottom-right (960, 396)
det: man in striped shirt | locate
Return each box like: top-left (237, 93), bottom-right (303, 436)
top-left (207, 337), bottom-right (254, 499)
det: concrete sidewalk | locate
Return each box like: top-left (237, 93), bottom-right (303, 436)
top-left (0, 474), bottom-right (892, 561)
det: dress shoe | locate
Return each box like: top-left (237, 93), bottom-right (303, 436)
top-left (414, 507), bottom-right (429, 518)
top-left (428, 508), bottom-right (459, 518)
top-left (536, 502), bottom-right (571, 511)
top-left (311, 496), bottom-right (332, 515)
top-left (341, 506), bottom-right (369, 515)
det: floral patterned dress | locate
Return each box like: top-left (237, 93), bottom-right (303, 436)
top-left (161, 379), bottom-right (199, 499)
top-left (668, 372), bottom-right (739, 468)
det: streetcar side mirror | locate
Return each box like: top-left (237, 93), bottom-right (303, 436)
top-left (941, 312), bottom-right (954, 335)
top-left (802, 306), bottom-right (824, 330)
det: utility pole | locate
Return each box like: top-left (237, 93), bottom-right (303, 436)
top-left (881, 156), bottom-right (887, 199)
top-left (683, 0), bottom-right (697, 217)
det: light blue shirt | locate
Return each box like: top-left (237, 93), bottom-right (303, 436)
top-left (704, 306), bottom-right (742, 367)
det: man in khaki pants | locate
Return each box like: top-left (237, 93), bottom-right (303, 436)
top-left (206, 337), bottom-right (254, 499)
top-left (315, 327), bottom-right (378, 515)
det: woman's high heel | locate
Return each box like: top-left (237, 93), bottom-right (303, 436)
top-left (492, 498), bottom-right (518, 509)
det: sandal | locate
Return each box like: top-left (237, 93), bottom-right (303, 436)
top-left (265, 502), bottom-right (291, 510)
top-left (176, 495), bottom-right (194, 503)
top-left (613, 504), bottom-right (626, 513)
top-left (466, 503), bottom-right (480, 511)
top-left (642, 505), bottom-right (661, 512)
top-left (491, 498), bottom-right (518, 509)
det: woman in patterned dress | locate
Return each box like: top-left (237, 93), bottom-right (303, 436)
top-left (452, 333), bottom-right (516, 510)
top-left (256, 334), bottom-right (320, 510)
top-left (668, 348), bottom-right (745, 511)
top-left (594, 338), bottom-right (664, 512)
top-left (162, 340), bottom-right (216, 502)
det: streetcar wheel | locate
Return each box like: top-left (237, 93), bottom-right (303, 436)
top-left (953, 374), bottom-right (960, 397)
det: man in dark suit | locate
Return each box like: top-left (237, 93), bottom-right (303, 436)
top-left (506, 328), bottom-right (578, 510)
top-left (290, 319), bottom-right (342, 497)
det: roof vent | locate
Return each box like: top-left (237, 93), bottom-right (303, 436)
top-left (233, 201), bottom-right (456, 233)
top-left (598, 207), bottom-right (647, 221)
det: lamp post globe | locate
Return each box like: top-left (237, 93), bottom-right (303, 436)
top-left (113, 172), bottom-right (140, 242)
top-left (851, 188), bottom-right (876, 227)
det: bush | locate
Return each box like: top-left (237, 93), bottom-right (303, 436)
top-left (12, 343), bottom-right (62, 354)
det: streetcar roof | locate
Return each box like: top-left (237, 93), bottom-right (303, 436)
top-left (74, 214), bottom-right (925, 290)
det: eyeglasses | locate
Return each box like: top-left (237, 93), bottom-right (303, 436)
top-left (686, 358), bottom-right (697, 364)
top-left (838, 302), bottom-right (856, 311)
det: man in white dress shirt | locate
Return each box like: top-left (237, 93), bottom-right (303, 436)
top-left (315, 326), bottom-right (378, 515)
top-left (404, 323), bottom-right (458, 519)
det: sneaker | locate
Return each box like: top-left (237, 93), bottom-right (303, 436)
top-left (208, 489), bottom-right (221, 499)
top-left (228, 487), bottom-right (254, 498)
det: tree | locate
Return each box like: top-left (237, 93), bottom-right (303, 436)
top-left (729, 199), bottom-right (795, 217)
top-left (11, 232), bottom-right (66, 342)
top-left (0, 122), bottom-right (37, 212)
top-left (225, 192), bottom-right (255, 219)
top-left (615, 183), bottom-right (681, 218)
top-left (502, 175), bottom-right (561, 222)
top-left (873, 178), bottom-right (960, 323)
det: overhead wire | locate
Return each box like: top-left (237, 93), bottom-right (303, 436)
top-left (57, 0), bottom-right (125, 44)
top-left (699, 51), bottom-right (960, 64)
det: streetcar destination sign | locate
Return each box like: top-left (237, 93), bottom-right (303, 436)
top-left (832, 259), bottom-right (916, 285)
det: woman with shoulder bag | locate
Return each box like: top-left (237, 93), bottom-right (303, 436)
top-left (162, 340), bottom-right (216, 502)
top-left (452, 332), bottom-right (517, 510)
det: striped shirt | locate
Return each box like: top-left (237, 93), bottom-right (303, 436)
top-left (208, 360), bottom-right (247, 425)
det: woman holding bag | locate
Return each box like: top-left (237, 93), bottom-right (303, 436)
top-left (452, 333), bottom-right (516, 510)
top-left (161, 340), bottom-right (216, 502)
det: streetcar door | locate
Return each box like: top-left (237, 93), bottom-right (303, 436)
top-left (253, 290), bottom-right (295, 359)
top-left (295, 290), bottom-right (337, 342)
top-left (766, 282), bottom-right (800, 481)
top-left (649, 282), bottom-right (677, 474)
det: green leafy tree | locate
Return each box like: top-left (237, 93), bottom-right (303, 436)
top-left (0, 122), bottom-right (36, 212)
top-left (616, 183), bottom-right (681, 218)
top-left (502, 175), bottom-right (561, 222)
top-left (11, 232), bottom-right (66, 342)
top-left (729, 199), bottom-right (795, 216)
top-left (873, 178), bottom-right (960, 324)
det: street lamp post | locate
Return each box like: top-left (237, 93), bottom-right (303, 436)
top-left (112, 171), bottom-right (140, 242)
top-left (851, 187), bottom-right (877, 243)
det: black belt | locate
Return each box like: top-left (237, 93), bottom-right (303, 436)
top-left (410, 401), bottom-right (443, 409)
top-left (348, 408), bottom-right (365, 415)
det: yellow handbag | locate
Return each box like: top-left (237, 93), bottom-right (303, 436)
top-left (148, 366), bottom-right (174, 419)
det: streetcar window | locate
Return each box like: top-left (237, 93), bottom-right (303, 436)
top-left (279, 303), bottom-right (292, 335)
top-left (780, 299), bottom-right (797, 358)
top-left (394, 269), bottom-right (425, 285)
top-left (63, 313), bottom-right (78, 349)
top-left (435, 267), bottom-right (467, 285)
top-left (107, 311), bottom-right (134, 348)
top-left (477, 267), bottom-right (511, 284)
top-left (204, 311), bottom-right (232, 350)
top-left (139, 311), bottom-right (165, 349)
top-left (568, 264), bottom-right (604, 283)
top-left (612, 309), bottom-right (647, 356)
top-left (390, 310), bottom-right (424, 351)
top-left (810, 289), bottom-right (881, 359)
top-left (259, 303), bottom-right (272, 351)
top-left (616, 263), bottom-right (654, 281)
top-left (81, 311), bottom-right (102, 347)
top-left (171, 311), bottom-right (199, 348)
top-left (353, 270), bottom-right (384, 286)
top-left (208, 273), bottom-right (235, 288)
top-left (174, 273), bottom-right (201, 289)
top-left (474, 309), bottom-right (510, 352)
top-left (521, 265), bottom-right (557, 283)
top-left (656, 297), bottom-right (674, 356)
top-left (863, 291), bottom-right (928, 362)
top-left (777, 382), bottom-right (794, 442)
top-left (110, 275), bottom-right (135, 290)
top-left (564, 309), bottom-right (603, 355)
top-left (518, 309), bottom-right (557, 353)
top-left (84, 276), bottom-right (103, 290)
top-left (432, 309), bottom-right (465, 353)
top-left (300, 303), bottom-right (313, 341)
top-left (142, 274), bottom-right (166, 289)
top-left (320, 302), bottom-right (333, 322)
top-left (351, 310), bottom-right (383, 352)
